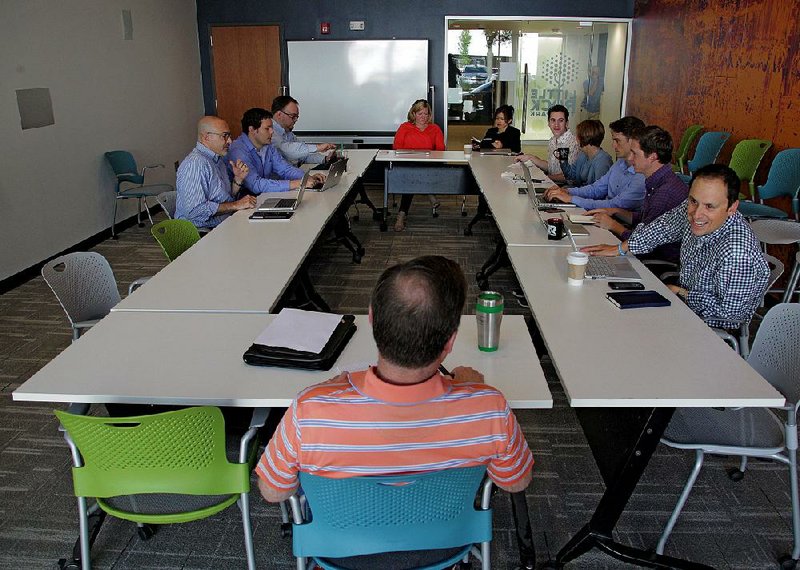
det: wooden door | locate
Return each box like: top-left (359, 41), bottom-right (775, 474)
top-left (210, 25), bottom-right (282, 138)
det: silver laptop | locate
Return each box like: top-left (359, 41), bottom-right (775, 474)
top-left (258, 172), bottom-right (309, 212)
top-left (564, 226), bottom-right (643, 281)
top-left (315, 158), bottom-right (346, 192)
top-left (519, 162), bottom-right (577, 208)
top-left (520, 164), bottom-right (589, 237)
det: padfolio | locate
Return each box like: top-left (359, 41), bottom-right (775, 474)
top-left (606, 290), bottom-right (671, 309)
top-left (243, 314), bottom-right (357, 371)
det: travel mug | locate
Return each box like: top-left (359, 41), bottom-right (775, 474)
top-left (476, 292), bottom-right (504, 352)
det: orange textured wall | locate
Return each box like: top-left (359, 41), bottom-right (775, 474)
top-left (627, 0), bottom-right (799, 202)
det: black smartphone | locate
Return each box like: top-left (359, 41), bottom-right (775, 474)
top-left (608, 281), bottom-right (645, 290)
top-left (518, 187), bottom-right (528, 195)
top-left (539, 207), bottom-right (564, 213)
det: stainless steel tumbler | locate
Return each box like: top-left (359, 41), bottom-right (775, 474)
top-left (476, 291), bottom-right (503, 352)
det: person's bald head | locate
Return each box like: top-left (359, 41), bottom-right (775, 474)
top-left (197, 116), bottom-right (232, 156)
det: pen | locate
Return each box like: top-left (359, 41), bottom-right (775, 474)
top-left (438, 364), bottom-right (451, 376)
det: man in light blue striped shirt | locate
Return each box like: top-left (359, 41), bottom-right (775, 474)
top-left (175, 116), bottom-right (255, 229)
top-left (270, 96), bottom-right (336, 166)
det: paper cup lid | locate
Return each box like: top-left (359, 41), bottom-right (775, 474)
top-left (567, 251), bottom-right (589, 265)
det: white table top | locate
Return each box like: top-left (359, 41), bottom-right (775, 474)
top-left (375, 149), bottom-right (469, 164)
top-left (112, 150), bottom-right (377, 314)
top-left (468, 154), bottom-right (617, 247)
top-left (13, 313), bottom-right (552, 409)
top-left (506, 245), bottom-right (784, 408)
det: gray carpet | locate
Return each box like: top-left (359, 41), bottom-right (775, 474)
top-left (0, 187), bottom-right (793, 569)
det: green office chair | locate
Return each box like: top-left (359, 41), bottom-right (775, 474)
top-left (728, 139), bottom-right (772, 200)
top-left (56, 406), bottom-right (259, 570)
top-left (672, 124), bottom-right (704, 174)
top-left (151, 219), bottom-right (201, 262)
top-left (738, 148), bottom-right (800, 220)
top-left (104, 150), bottom-right (174, 239)
top-left (288, 466), bottom-right (493, 570)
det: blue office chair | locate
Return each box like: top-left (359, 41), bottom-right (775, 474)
top-left (676, 131), bottom-right (731, 185)
top-left (105, 151), bottom-right (174, 239)
top-left (738, 148), bottom-right (800, 220)
top-left (288, 466), bottom-right (493, 570)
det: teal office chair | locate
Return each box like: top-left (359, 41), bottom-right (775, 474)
top-left (104, 150), bottom-right (174, 239)
top-left (657, 304), bottom-right (800, 569)
top-left (56, 406), bottom-right (262, 570)
top-left (728, 139), bottom-right (772, 200)
top-left (738, 148), bottom-right (800, 220)
top-left (288, 466), bottom-right (494, 569)
top-left (151, 219), bottom-right (201, 262)
top-left (676, 131), bottom-right (731, 184)
top-left (672, 124), bottom-right (704, 174)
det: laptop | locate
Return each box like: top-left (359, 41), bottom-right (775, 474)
top-left (520, 164), bottom-right (590, 237)
top-left (519, 163), bottom-right (576, 208)
top-left (314, 158), bottom-right (346, 192)
top-left (564, 226), bottom-right (643, 281)
top-left (257, 172), bottom-right (310, 212)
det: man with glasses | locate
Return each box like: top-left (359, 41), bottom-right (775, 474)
top-left (176, 115), bottom-right (256, 229)
top-left (270, 95), bottom-right (336, 166)
top-left (228, 107), bottom-right (321, 196)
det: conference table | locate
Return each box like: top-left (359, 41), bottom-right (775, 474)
top-left (13, 149), bottom-right (784, 569)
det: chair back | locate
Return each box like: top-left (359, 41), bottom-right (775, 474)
top-left (729, 139), bottom-right (772, 197)
top-left (756, 148), bottom-right (800, 207)
top-left (747, 304), bottom-right (800, 406)
top-left (155, 190), bottom-right (177, 218)
top-left (104, 150), bottom-right (144, 187)
top-left (749, 219), bottom-right (800, 246)
top-left (687, 131), bottom-right (731, 174)
top-left (674, 124), bottom-right (703, 172)
top-left (151, 219), bottom-right (201, 262)
top-left (55, 407), bottom-right (249, 499)
top-left (41, 252), bottom-right (121, 326)
top-left (293, 466), bottom-right (491, 559)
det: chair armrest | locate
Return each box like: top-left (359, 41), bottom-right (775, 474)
top-left (287, 494), bottom-right (306, 524)
top-left (238, 407), bottom-right (270, 463)
top-left (128, 276), bottom-right (150, 295)
top-left (711, 327), bottom-right (740, 354)
top-left (141, 164), bottom-right (165, 179)
top-left (480, 478), bottom-right (494, 510)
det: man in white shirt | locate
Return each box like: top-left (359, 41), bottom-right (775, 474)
top-left (270, 95), bottom-right (336, 166)
top-left (517, 104), bottom-right (580, 183)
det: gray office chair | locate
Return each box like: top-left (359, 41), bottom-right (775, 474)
top-left (657, 303), bottom-right (800, 568)
top-left (155, 190), bottom-right (177, 219)
top-left (786, 252), bottom-right (800, 304)
top-left (41, 252), bottom-right (147, 341)
top-left (750, 219), bottom-right (800, 302)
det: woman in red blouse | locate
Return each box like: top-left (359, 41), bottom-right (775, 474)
top-left (392, 99), bottom-right (445, 231)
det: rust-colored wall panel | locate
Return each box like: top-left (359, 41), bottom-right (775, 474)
top-left (627, 0), bottom-right (799, 206)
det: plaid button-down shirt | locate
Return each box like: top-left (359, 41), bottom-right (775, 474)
top-left (628, 201), bottom-right (769, 329)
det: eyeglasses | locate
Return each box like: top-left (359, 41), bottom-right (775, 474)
top-left (281, 110), bottom-right (300, 120)
top-left (207, 131), bottom-right (232, 140)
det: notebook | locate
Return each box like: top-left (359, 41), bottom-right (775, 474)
top-left (606, 290), bottom-right (671, 309)
top-left (249, 211), bottom-right (294, 222)
top-left (257, 173), bottom-right (310, 212)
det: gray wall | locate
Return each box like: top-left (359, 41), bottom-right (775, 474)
top-left (195, 1), bottom-right (634, 122)
top-left (1, 0), bottom-right (204, 281)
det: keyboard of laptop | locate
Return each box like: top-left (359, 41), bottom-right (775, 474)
top-left (586, 257), bottom-right (617, 278)
top-left (272, 198), bottom-right (296, 209)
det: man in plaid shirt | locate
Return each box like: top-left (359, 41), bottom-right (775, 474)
top-left (583, 164), bottom-right (769, 330)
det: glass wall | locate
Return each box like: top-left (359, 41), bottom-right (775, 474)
top-left (445, 18), bottom-right (631, 154)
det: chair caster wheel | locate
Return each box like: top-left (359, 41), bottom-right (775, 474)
top-left (352, 215), bottom-right (360, 223)
top-left (352, 254), bottom-right (362, 264)
top-left (779, 555), bottom-right (797, 569)
top-left (727, 468), bottom-right (745, 482)
top-left (464, 227), bottom-right (473, 236)
top-left (137, 523), bottom-right (156, 541)
top-left (461, 210), bottom-right (468, 217)
top-left (432, 210), bottom-right (439, 218)
top-left (58, 558), bottom-right (81, 569)
top-left (281, 522), bottom-right (293, 538)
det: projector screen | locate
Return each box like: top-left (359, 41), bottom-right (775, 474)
top-left (287, 40), bottom-right (429, 141)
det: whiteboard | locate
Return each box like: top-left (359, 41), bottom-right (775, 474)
top-left (287, 40), bottom-right (429, 138)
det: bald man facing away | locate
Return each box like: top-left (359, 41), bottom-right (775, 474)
top-left (175, 116), bottom-right (256, 229)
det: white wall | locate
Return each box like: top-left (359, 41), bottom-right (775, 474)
top-left (0, 0), bottom-right (204, 280)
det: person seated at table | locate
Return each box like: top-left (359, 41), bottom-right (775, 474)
top-left (586, 125), bottom-right (688, 263)
top-left (270, 95), bottom-right (337, 167)
top-left (516, 104), bottom-right (580, 183)
top-left (392, 99), bottom-right (446, 232)
top-left (256, 257), bottom-right (534, 518)
top-left (475, 104), bottom-right (521, 153)
top-left (544, 116), bottom-right (645, 210)
top-left (558, 119), bottom-right (613, 187)
top-left (175, 115), bottom-right (256, 230)
top-left (583, 165), bottom-right (769, 330)
top-left (227, 107), bottom-right (324, 195)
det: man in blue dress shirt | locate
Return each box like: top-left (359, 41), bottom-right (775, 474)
top-left (227, 108), bottom-right (324, 195)
top-left (175, 116), bottom-right (255, 229)
top-left (270, 96), bottom-right (336, 166)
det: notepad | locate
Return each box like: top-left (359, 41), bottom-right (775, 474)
top-left (568, 214), bottom-right (595, 224)
top-left (254, 308), bottom-right (343, 353)
top-left (606, 290), bottom-right (671, 309)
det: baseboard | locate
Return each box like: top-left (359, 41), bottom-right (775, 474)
top-left (0, 207), bottom-right (160, 296)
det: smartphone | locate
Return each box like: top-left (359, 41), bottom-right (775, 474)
top-left (249, 211), bottom-right (294, 221)
top-left (608, 281), bottom-right (645, 290)
top-left (539, 207), bottom-right (564, 213)
top-left (518, 187), bottom-right (528, 195)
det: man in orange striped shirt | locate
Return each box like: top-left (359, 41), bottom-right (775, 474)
top-left (256, 256), bottom-right (533, 504)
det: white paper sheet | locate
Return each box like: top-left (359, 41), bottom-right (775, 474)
top-left (254, 308), bottom-right (343, 353)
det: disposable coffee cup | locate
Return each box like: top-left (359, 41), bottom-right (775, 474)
top-left (567, 251), bottom-right (589, 285)
top-left (476, 291), bottom-right (503, 352)
top-left (547, 217), bottom-right (565, 240)
top-left (464, 144), bottom-right (472, 156)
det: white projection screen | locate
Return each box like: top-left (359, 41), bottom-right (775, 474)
top-left (287, 40), bottom-right (429, 141)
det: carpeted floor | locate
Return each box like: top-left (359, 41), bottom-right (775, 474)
top-left (0, 187), bottom-right (793, 569)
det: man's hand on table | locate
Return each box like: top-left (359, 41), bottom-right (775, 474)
top-left (450, 366), bottom-right (485, 383)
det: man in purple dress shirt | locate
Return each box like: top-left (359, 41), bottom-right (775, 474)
top-left (587, 126), bottom-right (688, 263)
